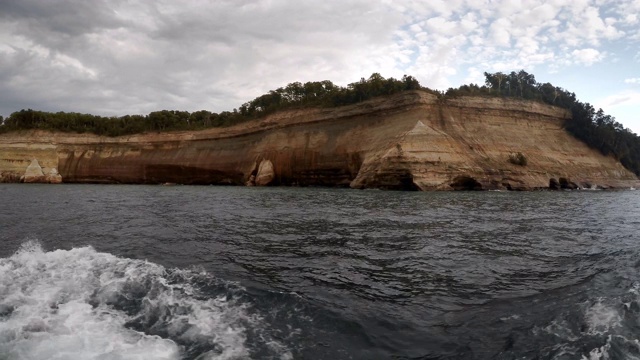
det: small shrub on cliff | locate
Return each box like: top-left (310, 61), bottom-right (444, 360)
top-left (508, 152), bottom-right (528, 166)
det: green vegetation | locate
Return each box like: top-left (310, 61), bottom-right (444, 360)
top-left (508, 152), bottom-right (528, 166)
top-left (445, 70), bottom-right (640, 176)
top-left (1, 70), bottom-right (638, 175)
top-left (0, 73), bottom-right (426, 137)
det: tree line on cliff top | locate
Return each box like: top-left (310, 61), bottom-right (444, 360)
top-left (1, 71), bottom-right (639, 176)
top-left (0, 74), bottom-right (424, 137)
top-left (473, 70), bottom-right (640, 176)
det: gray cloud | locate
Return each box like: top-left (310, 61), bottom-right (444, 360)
top-left (0, 0), bottom-right (637, 131)
top-left (0, 0), bottom-right (406, 117)
top-left (0, 0), bottom-right (123, 36)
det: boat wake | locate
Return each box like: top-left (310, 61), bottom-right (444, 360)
top-left (0, 241), bottom-right (292, 360)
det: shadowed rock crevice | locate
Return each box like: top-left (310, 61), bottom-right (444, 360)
top-left (549, 177), bottom-right (581, 190)
top-left (361, 168), bottom-right (419, 191)
top-left (143, 165), bottom-right (243, 185)
top-left (559, 177), bottom-right (579, 190)
top-left (496, 177), bottom-right (527, 191)
top-left (450, 176), bottom-right (483, 191)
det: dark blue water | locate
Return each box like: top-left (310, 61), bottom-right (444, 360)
top-left (1, 184), bottom-right (640, 359)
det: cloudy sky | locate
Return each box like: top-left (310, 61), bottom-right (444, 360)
top-left (1, 0), bottom-right (639, 133)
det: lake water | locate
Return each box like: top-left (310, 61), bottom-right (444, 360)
top-left (1, 184), bottom-right (639, 359)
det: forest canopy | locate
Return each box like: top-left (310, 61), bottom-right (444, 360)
top-left (0, 74), bottom-right (425, 137)
top-left (1, 71), bottom-right (639, 175)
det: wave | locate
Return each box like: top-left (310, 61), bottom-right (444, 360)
top-left (526, 288), bottom-right (640, 360)
top-left (0, 241), bottom-right (292, 360)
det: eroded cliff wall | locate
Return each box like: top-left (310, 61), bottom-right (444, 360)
top-left (1, 91), bottom-right (637, 190)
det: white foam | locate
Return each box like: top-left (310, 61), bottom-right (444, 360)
top-left (581, 334), bottom-right (640, 360)
top-left (499, 314), bottom-right (521, 321)
top-left (0, 241), bottom-right (264, 360)
top-left (584, 299), bottom-right (621, 335)
top-left (581, 335), bottom-right (612, 360)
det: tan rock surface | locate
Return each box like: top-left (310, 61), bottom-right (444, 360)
top-left (0, 91), bottom-right (638, 190)
top-left (18, 159), bottom-right (63, 184)
top-left (23, 159), bottom-right (45, 183)
top-left (45, 168), bottom-right (62, 184)
top-left (255, 159), bottom-right (275, 186)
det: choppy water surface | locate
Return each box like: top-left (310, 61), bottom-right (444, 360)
top-left (1, 185), bottom-right (640, 359)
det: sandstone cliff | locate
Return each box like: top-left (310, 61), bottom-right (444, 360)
top-left (1, 91), bottom-right (638, 190)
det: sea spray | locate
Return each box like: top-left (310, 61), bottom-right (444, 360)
top-left (0, 241), bottom-right (290, 360)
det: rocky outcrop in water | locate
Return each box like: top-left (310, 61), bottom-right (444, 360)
top-left (0, 91), bottom-right (638, 190)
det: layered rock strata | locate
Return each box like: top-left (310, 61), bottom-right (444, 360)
top-left (0, 91), bottom-right (638, 190)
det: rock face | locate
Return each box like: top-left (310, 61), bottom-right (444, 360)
top-left (0, 91), bottom-right (638, 190)
top-left (22, 159), bottom-right (45, 183)
top-left (19, 159), bottom-right (63, 184)
top-left (0, 139), bottom-right (61, 184)
top-left (46, 168), bottom-right (63, 184)
top-left (254, 160), bottom-right (275, 186)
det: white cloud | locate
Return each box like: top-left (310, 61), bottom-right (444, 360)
top-left (571, 48), bottom-right (605, 65)
top-left (0, 0), bottom-right (407, 115)
top-left (619, 8), bottom-right (639, 24)
top-left (425, 17), bottom-right (458, 35)
top-left (625, 78), bottom-right (640, 85)
top-left (459, 12), bottom-right (480, 32)
top-left (596, 90), bottom-right (640, 134)
top-left (0, 0), bottom-right (637, 135)
top-left (599, 91), bottom-right (640, 107)
top-left (562, 6), bottom-right (624, 47)
top-left (489, 18), bottom-right (512, 47)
